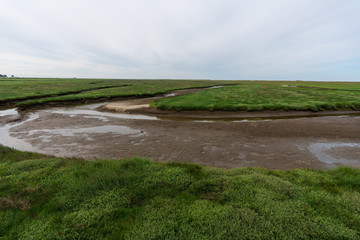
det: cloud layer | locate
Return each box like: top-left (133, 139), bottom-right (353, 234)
top-left (1, 0), bottom-right (359, 80)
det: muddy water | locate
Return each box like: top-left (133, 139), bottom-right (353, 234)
top-left (0, 104), bottom-right (360, 169)
top-left (0, 108), bottom-right (18, 117)
top-left (47, 108), bottom-right (157, 120)
top-left (307, 143), bottom-right (360, 167)
top-left (0, 112), bottom-right (39, 152)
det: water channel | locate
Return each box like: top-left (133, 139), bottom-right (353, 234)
top-left (1, 100), bottom-right (360, 169)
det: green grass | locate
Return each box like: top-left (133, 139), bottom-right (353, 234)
top-left (0, 78), bottom-right (127, 102)
top-left (0, 78), bottom-right (228, 108)
top-left (154, 81), bottom-right (360, 111)
top-left (1, 146), bottom-right (359, 239)
top-left (2, 78), bottom-right (360, 112)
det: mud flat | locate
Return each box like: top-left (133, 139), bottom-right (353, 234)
top-left (1, 103), bottom-right (360, 170)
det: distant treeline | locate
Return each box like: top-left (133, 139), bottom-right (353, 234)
top-left (0, 74), bottom-right (15, 77)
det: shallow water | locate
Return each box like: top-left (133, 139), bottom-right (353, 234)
top-left (307, 142), bottom-right (360, 167)
top-left (23, 125), bottom-right (144, 144)
top-left (43, 108), bottom-right (158, 120)
top-left (0, 105), bottom-right (147, 153)
top-left (27, 125), bottom-right (142, 138)
top-left (0, 108), bottom-right (18, 117)
top-left (0, 113), bottom-right (40, 152)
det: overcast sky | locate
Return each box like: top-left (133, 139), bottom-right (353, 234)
top-left (0, 0), bottom-right (359, 80)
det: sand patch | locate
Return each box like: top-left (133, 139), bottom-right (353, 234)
top-left (103, 98), bottom-right (153, 112)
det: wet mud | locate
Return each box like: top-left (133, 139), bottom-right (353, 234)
top-left (1, 103), bottom-right (359, 170)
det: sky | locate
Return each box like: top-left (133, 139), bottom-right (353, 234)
top-left (0, 0), bottom-right (359, 80)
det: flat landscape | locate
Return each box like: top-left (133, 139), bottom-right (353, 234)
top-left (2, 78), bottom-right (360, 112)
top-left (1, 78), bottom-right (360, 239)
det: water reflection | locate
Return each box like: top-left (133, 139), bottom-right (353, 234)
top-left (0, 113), bottom-right (39, 151)
top-left (0, 108), bottom-right (18, 117)
top-left (308, 142), bottom-right (360, 167)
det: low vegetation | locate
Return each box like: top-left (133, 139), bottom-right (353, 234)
top-left (1, 146), bottom-right (359, 239)
top-left (0, 78), bottom-right (227, 108)
top-left (2, 78), bottom-right (360, 112)
top-left (0, 78), bottom-right (126, 102)
top-left (154, 81), bottom-right (360, 111)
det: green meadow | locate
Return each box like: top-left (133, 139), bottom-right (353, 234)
top-left (154, 81), bottom-right (360, 112)
top-left (0, 78), bottom-right (226, 108)
top-left (1, 146), bottom-right (359, 239)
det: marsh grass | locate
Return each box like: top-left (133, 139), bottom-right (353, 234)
top-left (0, 146), bottom-right (359, 239)
top-left (3, 79), bottom-right (360, 112)
top-left (154, 83), bottom-right (360, 111)
top-left (0, 78), bottom-right (226, 108)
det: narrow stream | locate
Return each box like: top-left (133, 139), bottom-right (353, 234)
top-left (1, 102), bottom-right (359, 168)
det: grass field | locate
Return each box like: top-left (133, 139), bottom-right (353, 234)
top-left (0, 146), bottom-right (359, 239)
top-left (0, 78), bottom-right (227, 108)
top-left (0, 78), bottom-right (127, 102)
top-left (154, 81), bottom-right (360, 111)
top-left (1, 78), bottom-right (360, 112)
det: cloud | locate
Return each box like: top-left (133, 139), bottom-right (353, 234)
top-left (0, 0), bottom-right (359, 80)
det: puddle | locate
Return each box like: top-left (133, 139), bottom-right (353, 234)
top-left (43, 108), bottom-right (157, 120)
top-left (26, 125), bottom-right (143, 138)
top-left (0, 108), bottom-right (18, 117)
top-left (308, 142), bottom-right (360, 167)
top-left (0, 113), bottom-right (40, 152)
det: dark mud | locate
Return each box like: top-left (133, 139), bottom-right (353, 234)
top-left (1, 104), bottom-right (359, 170)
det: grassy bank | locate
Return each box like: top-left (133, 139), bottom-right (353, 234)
top-left (1, 146), bottom-right (359, 239)
top-left (154, 82), bottom-right (360, 111)
top-left (0, 78), bottom-right (226, 108)
top-left (0, 78), bottom-right (127, 103)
